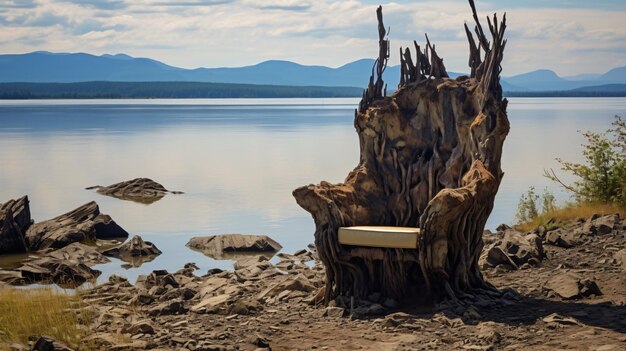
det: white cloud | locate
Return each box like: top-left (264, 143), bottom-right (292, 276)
top-left (0, 0), bottom-right (624, 75)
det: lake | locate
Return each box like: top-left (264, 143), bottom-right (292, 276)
top-left (1, 97), bottom-right (624, 284)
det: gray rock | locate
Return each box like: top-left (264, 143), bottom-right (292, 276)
top-left (234, 255), bottom-right (278, 281)
top-left (0, 196), bottom-right (31, 254)
top-left (0, 269), bottom-right (23, 285)
top-left (496, 224), bottom-right (511, 232)
top-left (136, 270), bottom-right (180, 291)
top-left (545, 230), bottom-right (573, 248)
top-left (148, 301), bottom-right (187, 316)
top-left (582, 214), bottom-right (619, 235)
top-left (257, 273), bottom-right (315, 301)
top-left (323, 306), bottom-right (345, 318)
top-left (47, 242), bottom-right (110, 266)
top-left (367, 303), bottom-right (386, 316)
top-left (16, 257), bottom-right (101, 288)
top-left (31, 336), bottom-right (75, 351)
top-left (482, 244), bottom-right (518, 269)
top-left (186, 234), bottom-right (282, 259)
top-left (25, 201), bottom-right (128, 250)
top-left (480, 230), bottom-right (544, 269)
top-left (86, 178), bottom-right (182, 204)
top-left (102, 235), bottom-right (162, 261)
top-left (123, 320), bottom-right (155, 335)
top-left (544, 273), bottom-right (602, 299)
top-left (614, 249), bottom-right (626, 271)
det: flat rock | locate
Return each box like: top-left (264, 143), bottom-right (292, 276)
top-left (148, 300), bottom-right (187, 316)
top-left (542, 313), bottom-right (582, 326)
top-left (544, 273), bottom-right (602, 299)
top-left (614, 249), bottom-right (626, 271)
top-left (186, 234), bottom-right (282, 259)
top-left (102, 235), bottom-right (162, 261)
top-left (323, 306), bottom-right (345, 318)
top-left (47, 242), bottom-right (110, 266)
top-left (16, 256), bottom-right (101, 288)
top-left (234, 255), bottom-right (279, 281)
top-left (191, 293), bottom-right (232, 312)
top-left (545, 230), bottom-right (573, 248)
top-left (0, 196), bottom-right (32, 254)
top-left (257, 273), bottom-right (315, 301)
top-left (0, 269), bottom-right (23, 284)
top-left (87, 178), bottom-right (182, 204)
top-left (122, 320), bottom-right (156, 335)
top-left (25, 201), bottom-right (128, 250)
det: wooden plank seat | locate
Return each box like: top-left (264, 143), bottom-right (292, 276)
top-left (338, 226), bottom-right (420, 249)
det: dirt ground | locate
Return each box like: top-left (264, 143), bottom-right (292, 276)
top-left (7, 215), bottom-right (626, 351)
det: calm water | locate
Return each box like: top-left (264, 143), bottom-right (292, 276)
top-left (0, 97), bottom-right (624, 284)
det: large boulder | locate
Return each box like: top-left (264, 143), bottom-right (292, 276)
top-left (25, 201), bottom-right (128, 250)
top-left (86, 178), bottom-right (182, 204)
top-left (581, 214), bottom-right (620, 235)
top-left (102, 235), bottom-right (161, 260)
top-left (186, 234), bottom-right (282, 259)
top-left (480, 230), bottom-right (544, 269)
top-left (0, 196), bottom-right (32, 254)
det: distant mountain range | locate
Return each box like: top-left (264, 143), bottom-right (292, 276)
top-left (1, 51), bottom-right (626, 93)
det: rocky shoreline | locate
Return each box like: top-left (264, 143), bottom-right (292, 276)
top-left (1, 194), bottom-right (625, 350)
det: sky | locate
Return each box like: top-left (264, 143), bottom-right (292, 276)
top-left (0, 0), bottom-right (625, 76)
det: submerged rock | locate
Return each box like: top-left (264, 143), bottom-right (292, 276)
top-left (15, 256), bottom-right (101, 288)
top-left (25, 201), bottom-right (128, 250)
top-left (86, 178), bottom-right (182, 204)
top-left (0, 196), bottom-right (32, 254)
top-left (186, 234), bottom-right (282, 259)
top-left (102, 235), bottom-right (162, 262)
top-left (47, 242), bottom-right (110, 266)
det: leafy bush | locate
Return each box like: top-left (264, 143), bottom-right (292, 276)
top-left (544, 115), bottom-right (626, 206)
top-left (515, 187), bottom-right (556, 224)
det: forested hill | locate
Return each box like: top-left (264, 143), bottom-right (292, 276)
top-left (0, 81), bottom-right (363, 99)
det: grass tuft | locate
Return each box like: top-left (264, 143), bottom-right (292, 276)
top-left (514, 202), bottom-right (625, 232)
top-left (0, 287), bottom-right (93, 350)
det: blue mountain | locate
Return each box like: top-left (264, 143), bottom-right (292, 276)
top-left (503, 67), bottom-right (626, 91)
top-left (1, 51), bottom-right (625, 92)
top-left (598, 66), bottom-right (626, 83)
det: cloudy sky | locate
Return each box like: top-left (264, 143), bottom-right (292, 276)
top-left (1, 0), bottom-right (625, 76)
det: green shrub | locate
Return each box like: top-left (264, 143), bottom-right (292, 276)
top-left (544, 115), bottom-right (626, 206)
top-left (515, 187), bottom-right (556, 224)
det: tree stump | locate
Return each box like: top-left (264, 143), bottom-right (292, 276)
top-left (293, 0), bottom-right (509, 304)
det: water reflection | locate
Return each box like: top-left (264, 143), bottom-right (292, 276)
top-left (0, 97), bottom-right (624, 282)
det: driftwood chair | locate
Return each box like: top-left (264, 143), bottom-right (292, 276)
top-left (293, 0), bottom-right (509, 304)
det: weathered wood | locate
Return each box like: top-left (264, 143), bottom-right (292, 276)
top-left (293, 0), bottom-right (509, 304)
top-left (359, 6), bottom-right (389, 113)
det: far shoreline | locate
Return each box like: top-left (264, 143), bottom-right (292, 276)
top-left (1, 81), bottom-right (626, 99)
